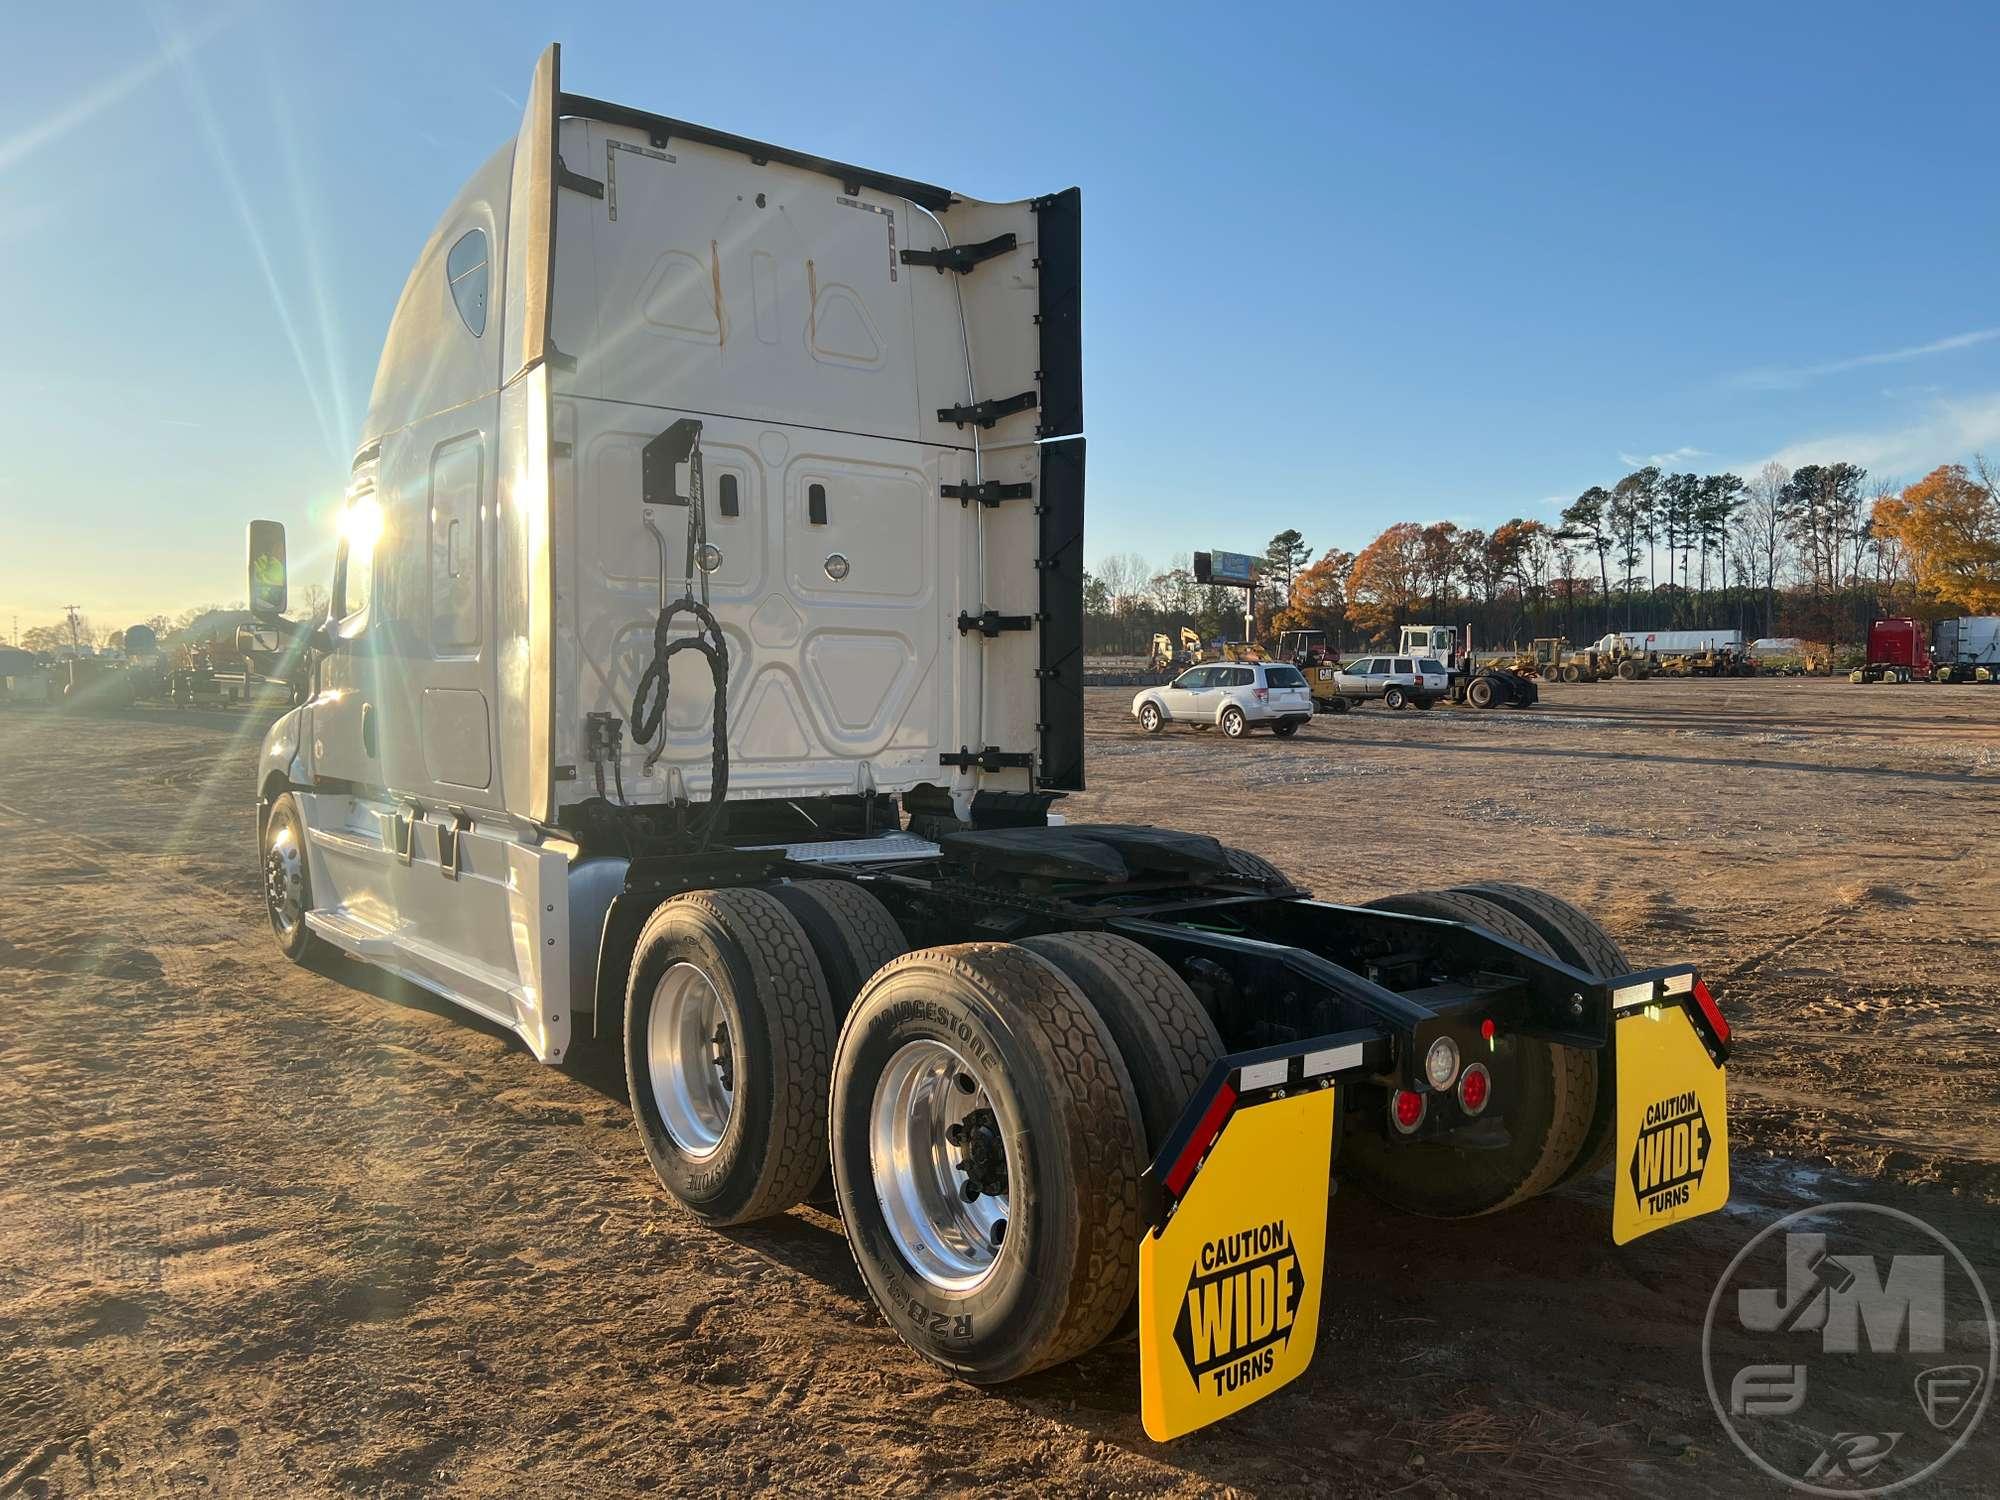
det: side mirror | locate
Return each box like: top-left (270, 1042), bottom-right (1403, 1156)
top-left (236, 623), bottom-right (281, 655)
top-left (248, 519), bottom-right (288, 618)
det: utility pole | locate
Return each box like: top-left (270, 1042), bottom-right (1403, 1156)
top-left (64, 605), bottom-right (83, 653)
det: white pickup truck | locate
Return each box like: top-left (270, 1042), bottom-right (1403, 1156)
top-left (240, 44), bottom-right (1729, 1442)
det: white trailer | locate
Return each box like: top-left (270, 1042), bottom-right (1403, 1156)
top-left (1596, 629), bottom-right (1743, 656)
top-left (1934, 616), bottom-right (2000, 682)
top-left (243, 46), bottom-right (1730, 1439)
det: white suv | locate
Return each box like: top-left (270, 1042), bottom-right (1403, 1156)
top-left (1331, 654), bottom-right (1449, 709)
top-left (1133, 662), bottom-right (1315, 738)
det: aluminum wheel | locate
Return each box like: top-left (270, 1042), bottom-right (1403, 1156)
top-left (264, 818), bottom-right (306, 940)
top-left (647, 962), bottom-right (735, 1159)
top-left (870, 1039), bottom-right (1012, 1291)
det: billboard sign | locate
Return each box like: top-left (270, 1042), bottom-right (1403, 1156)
top-left (1195, 550), bottom-right (1258, 589)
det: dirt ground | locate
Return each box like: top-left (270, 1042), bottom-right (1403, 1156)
top-left (2, 679), bottom-right (1996, 1497)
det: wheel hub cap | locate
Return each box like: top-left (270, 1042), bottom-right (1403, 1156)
top-left (648, 963), bottom-right (734, 1159)
top-left (264, 823), bottom-right (305, 939)
top-left (870, 1040), bottom-right (1012, 1290)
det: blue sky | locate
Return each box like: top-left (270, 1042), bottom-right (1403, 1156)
top-left (4, 1), bottom-right (1999, 631)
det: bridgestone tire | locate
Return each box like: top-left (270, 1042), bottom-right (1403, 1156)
top-left (1467, 677), bottom-right (1496, 709)
top-left (1450, 881), bottom-right (1631, 1184)
top-left (830, 944), bottom-right (1147, 1383)
top-left (769, 879), bottom-right (908, 1014)
top-left (624, 888), bottom-right (837, 1226)
top-left (1219, 843), bottom-right (1303, 895)
top-left (1345, 890), bottom-right (1595, 1217)
top-left (1017, 933), bottom-right (1225, 1154)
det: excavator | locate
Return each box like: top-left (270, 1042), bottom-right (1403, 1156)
top-left (1147, 627), bottom-right (1199, 674)
top-left (1149, 626), bottom-right (1266, 674)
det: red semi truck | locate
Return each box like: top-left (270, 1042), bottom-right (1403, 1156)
top-left (1851, 617), bottom-right (1935, 683)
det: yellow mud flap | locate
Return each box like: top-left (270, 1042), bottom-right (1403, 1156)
top-left (1611, 969), bottom-right (1731, 1244)
top-left (1139, 1075), bottom-right (1337, 1442)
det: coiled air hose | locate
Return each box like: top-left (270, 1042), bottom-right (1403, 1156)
top-left (629, 421), bottom-right (730, 843)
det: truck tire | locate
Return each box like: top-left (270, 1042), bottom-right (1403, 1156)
top-left (770, 879), bottom-right (908, 1015)
top-left (1451, 881), bottom-right (1630, 1184)
top-left (1562, 663), bottom-right (1582, 683)
top-left (1467, 676), bottom-right (1496, 709)
top-left (1018, 932), bottom-right (1225, 1153)
top-left (1219, 843), bottom-right (1303, 895)
top-left (1616, 660), bottom-right (1638, 680)
top-left (1323, 696), bottom-right (1350, 714)
top-left (829, 943), bottom-right (1147, 1383)
top-left (1345, 890), bottom-right (1595, 1217)
top-left (624, 888), bottom-right (837, 1226)
top-left (261, 792), bottom-right (334, 964)
top-left (1383, 685), bottom-right (1408, 710)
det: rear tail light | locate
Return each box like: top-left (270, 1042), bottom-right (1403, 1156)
top-left (1254, 687), bottom-right (1269, 702)
top-left (1458, 1063), bottom-right (1491, 1115)
top-left (1390, 1089), bottom-right (1425, 1134)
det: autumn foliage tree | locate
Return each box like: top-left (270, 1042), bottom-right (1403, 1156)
top-left (1269, 548), bottom-right (1354, 638)
top-left (1345, 522), bottom-right (1426, 640)
top-left (1871, 463), bottom-right (2000, 613)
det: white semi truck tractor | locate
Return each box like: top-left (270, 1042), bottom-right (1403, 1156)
top-left (246, 46), bottom-right (1732, 1439)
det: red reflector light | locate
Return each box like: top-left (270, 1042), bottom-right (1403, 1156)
top-left (1391, 1089), bottom-right (1425, 1133)
top-left (1458, 1063), bottom-right (1490, 1115)
top-left (1480, 1018), bottom-right (1496, 1041)
top-left (1692, 977), bottom-right (1730, 1044)
top-left (1165, 1081), bottom-right (1237, 1196)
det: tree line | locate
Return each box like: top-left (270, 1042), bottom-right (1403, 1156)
top-left (1085, 458), bottom-right (2000, 656)
top-left (10, 585), bottom-right (332, 656)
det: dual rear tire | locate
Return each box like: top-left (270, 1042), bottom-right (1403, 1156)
top-left (624, 881), bottom-right (1222, 1384)
top-left (830, 934), bottom-right (1222, 1382)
